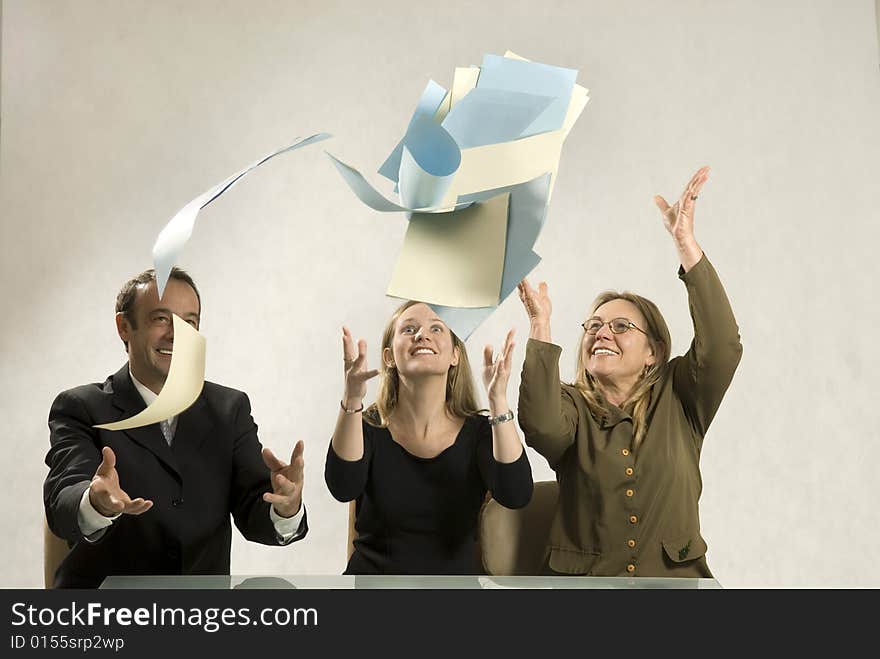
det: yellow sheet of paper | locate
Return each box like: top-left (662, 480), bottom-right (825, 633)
top-left (387, 193), bottom-right (509, 308)
top-left (434, 67), bottom-right (481, 123)
top-left (94, 314), bottom-right (206, 430)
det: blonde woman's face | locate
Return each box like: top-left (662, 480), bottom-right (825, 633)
top-left (581, 299), bottom-right (655, 387)
top-left (384, 303), bottom-right (459, 378)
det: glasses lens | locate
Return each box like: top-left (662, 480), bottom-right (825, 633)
top-left (584, 320), bottom-right (603, 334)
top-left (610, 319), bottom-right (632, 334)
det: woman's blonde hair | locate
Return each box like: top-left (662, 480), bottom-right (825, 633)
top-left (364, 300), bottom-right (484, 427)
top-left (572, 291), bottom-right (671, 448)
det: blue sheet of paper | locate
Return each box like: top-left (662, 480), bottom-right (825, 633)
top-left (378, 80), bottom-right (448, 183)
top-left (398, 116), bottom-right (461, 209)
top-left (477, 54), bottom-right (577, 138)
top-left (327, 150), bottom-right (471, 214)
top-left (152, 133), bottom-right (331, 298)
top-left (440, 87), bottom-right (556, 149)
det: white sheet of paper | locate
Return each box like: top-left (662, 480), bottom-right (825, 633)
top-left (386, 194), bottom-right (509, 308)
top-left (152, 133), bottom-right (331, 298)
top-left (94, 315), bottom-right (206, 430)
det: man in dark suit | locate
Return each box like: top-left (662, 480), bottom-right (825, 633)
top-left (44, 267), bottom-right (307, 588)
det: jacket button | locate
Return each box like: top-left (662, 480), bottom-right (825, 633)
top-left (621, 448), bottom-right (630, 456)
top-left (172, 498), bottom-right (183, 507)
top-left (629, 515), bottom-right (638, 524)
top-left (627, 539), bottom-right (636, 548)
top-left (625, 489), bottom-right (634, 497)
top-left (625, 467), bottom-right (634, 476)
top-left (626, 564), bottom-right (636, 573)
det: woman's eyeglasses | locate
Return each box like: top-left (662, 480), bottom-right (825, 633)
top-left (581, 318), bottom-right (649, 336)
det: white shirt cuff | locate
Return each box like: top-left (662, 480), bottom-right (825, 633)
top-left (78, 485), bottom-right (120, 540)
top-left (269, 502), bottom-right (305, 542)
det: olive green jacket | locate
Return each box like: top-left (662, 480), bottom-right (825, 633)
top-left (518, 255), bottom-right (742, 577)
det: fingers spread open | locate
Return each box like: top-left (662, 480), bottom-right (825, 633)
top-left (483, 344), bottom-right (494, 367)
top-left (289, 439), bottom-right (304, 464)
top-left (342, 327), bottom-right (357, 362)
top-left (274, 472), bottom-right (295, 492)
top-left (125, 498), bottom-right (154, 515)
top-left (261, 447), bottom-right (286, 472)
top-left (96, 447), bottom-right (116, 476)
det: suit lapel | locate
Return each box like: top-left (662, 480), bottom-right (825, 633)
top-left (172, 394), bottom-right (214, 458)
top-left (109, 365), bottom-right (181, 481)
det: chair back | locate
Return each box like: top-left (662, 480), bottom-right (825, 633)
top-left (479, 480), bottom-right (558, 575)
top-left (43, 518), bottom-right (71, 588)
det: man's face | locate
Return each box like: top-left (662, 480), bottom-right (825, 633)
top-left (116, 278), bottom-right (200, 394)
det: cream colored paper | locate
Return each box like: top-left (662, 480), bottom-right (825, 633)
top-left (386, 193), bottom-right (509, 308)
top-left (451, 67), bottom-right (480, 108)
top-left (437, 130), bottom-right (564, 207)
top-left (433, 67), bottom-right (480, 123)
top-left (94, 314), bottom-right (206, 430)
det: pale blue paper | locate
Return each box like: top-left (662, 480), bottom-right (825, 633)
top-left (428, 173), bottom-right (553, 339)
top-left (398, 116), bottom-right (460, 209)
top-left (440, 87), bottom-right (556, 149)
top-left (327, 152), bottom-right (414, 212)
top-left (477, 54), bottom-right (577, 138)
top-left (378, 80), bottom-right (448, 183)
top-left (427, 303), bottom-right (495, 343)
top-left (327, 143), bottom-right (473, 215)
top-left (152, 133), bottom-right (331, 298)
top-left (498, 172), bottom-right (551, 298)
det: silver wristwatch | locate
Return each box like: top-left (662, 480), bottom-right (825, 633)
top-left (488, 410), bottom-right (515, 426)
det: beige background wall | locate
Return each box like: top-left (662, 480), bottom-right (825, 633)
top-left (2, 0), bottom-right (879, 587)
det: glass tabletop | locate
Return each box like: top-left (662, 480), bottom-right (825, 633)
top-left (100, 574), bottom-right (721, 589)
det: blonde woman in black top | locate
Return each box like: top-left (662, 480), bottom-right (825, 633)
top-left (325, 301), bottom-right (533, 574)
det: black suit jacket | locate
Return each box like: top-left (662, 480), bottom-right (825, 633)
top-left (44, 365), bottom-right (307, 588)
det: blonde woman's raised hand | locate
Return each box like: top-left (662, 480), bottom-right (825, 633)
top-left (483, 329), bottom-right (516, 405)
top-left (517, 278), bottom-right (552, 342)
top-left (341, 326), bottom-right (378, 408)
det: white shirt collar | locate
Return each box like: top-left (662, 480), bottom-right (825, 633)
top-left (129, 369), bottom-right (177, 425)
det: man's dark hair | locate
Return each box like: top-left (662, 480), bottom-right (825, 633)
top-left (115, 267), bottom-right (201, 348)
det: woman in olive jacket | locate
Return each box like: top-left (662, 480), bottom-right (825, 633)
top-left (517, 166), bottom-right (742, 578)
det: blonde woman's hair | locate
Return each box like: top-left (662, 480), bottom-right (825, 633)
top-left (364, 300), bottom-right (484, 427)
top-left (573, 291), bottom-right (671, 448)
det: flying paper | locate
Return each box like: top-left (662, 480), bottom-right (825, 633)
top-left (94, 314), bottom-right (206, 430)
top-left (152, 133), bottom-right (331, 298)
top-left (327, 52), bottom-right (588, 338)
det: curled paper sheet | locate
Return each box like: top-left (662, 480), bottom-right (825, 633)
top-left (378, 80), bottom-right (449, 182)
top-left (93, 314), bottom-right (206, 430)
top-left (398, 116), bottom-right (461, 209)
top-left (152, 133), bottom-right (332, 298)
